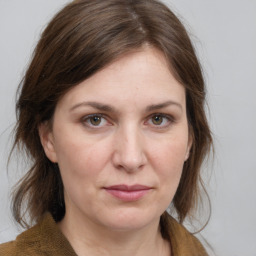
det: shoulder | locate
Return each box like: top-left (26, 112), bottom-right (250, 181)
top-left (0, 221), bottom-right (43, 256)
top-left (0, 241), bottom-right (16, 256)
top-left (0, 213), bottom-right (77, 256)
top-left (164, 215), bottom-right (209, 256)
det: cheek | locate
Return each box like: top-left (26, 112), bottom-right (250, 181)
top-left (54, 135), bottom-right (111, 181)
top-left (151, 138), bottom-right (188, 173)
top-left (149, 137), bottom-right (188, 199)
top-left (54, 138), bottom-right (111, 208)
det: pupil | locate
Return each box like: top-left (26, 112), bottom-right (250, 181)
top-left (91, 116), bottom-right (101, 125)
top-left (153, 115), bottom-right (162, 125)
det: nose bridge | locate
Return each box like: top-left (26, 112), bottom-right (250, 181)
top-left (113, 123), bottom-right (146, 172)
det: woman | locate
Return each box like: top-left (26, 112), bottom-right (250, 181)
top-left (0, 0), bottom-right (212, 255)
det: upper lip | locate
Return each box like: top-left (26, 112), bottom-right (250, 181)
top-left (104, 184), bottom-right (151, 191)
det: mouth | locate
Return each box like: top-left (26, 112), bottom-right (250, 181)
top-left (103, 184), bottom-right (152, 201)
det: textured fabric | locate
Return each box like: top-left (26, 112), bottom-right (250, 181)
top-left (0, 213), bottom-right (208, 255)
top-left (167, 217), bottom-right (208, 256)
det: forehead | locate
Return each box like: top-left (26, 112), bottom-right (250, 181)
top-left (56, 47), bottom-right (185, 111)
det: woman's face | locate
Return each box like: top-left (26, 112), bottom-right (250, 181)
top-left (40, 47), bottom-right (191, 231)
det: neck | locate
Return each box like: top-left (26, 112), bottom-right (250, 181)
top-left (58, 210), bottom-right (171, 256)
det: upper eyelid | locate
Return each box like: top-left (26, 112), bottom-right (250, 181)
top-left (81, 112), bottom-right (173, 118)
top-left (82, 113), bottom-right (103, 119)
top-left (82, 113), bottom-right (109, 121)
top-left (147, 113), bottom-right (175, 121)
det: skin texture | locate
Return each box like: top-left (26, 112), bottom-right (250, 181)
top-left (39, 47), bottom-right (192, 256)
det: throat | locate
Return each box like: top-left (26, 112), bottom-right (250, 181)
top-left (58, 216), bottom-right (171, 256)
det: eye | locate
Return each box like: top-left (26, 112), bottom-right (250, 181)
top-left (89, 116), bottom-right (102, 126)
top-left (151, 115), bottom-right (164, 125)
top-left (82, 114), bottom-right (109, 128)
top-left (147, 114), bottom-right (173, 128)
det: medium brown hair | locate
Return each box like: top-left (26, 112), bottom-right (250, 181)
top-left (11, 0), bottom-right (212, 233)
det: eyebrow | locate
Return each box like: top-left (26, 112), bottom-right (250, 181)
top-left (145, 101), bottom-right (182, 112)
top-left (70, 101), bottom-right (116, 112)
top-left (69, 100), bottom-right (182, 113)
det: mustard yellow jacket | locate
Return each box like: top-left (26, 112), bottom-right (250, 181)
top-left (0, 213), bottom-right (208, 255)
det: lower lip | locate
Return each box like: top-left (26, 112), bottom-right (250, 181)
top-left (104, 189), bottom-right (151, 201)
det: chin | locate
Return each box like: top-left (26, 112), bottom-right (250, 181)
top-left (98, 208), bottom-right (161, 232)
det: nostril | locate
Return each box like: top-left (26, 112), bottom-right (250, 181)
top-left (112, 150), bottom-right (146, 172)
top-left (111, 128), bottom-right (147, 172)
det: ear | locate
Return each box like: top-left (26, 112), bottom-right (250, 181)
top-left (184, 134), bottom-right (193, 161)
top-left (38, 122), bottom-right (58, 163)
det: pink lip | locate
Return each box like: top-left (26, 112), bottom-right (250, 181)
top-left (104, 184), bottom-right (152, 201)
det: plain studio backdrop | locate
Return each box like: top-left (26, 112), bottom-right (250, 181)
top-left (0, 1), bottom-right (255, 256)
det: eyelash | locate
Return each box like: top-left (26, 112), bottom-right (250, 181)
top-left (146, 113), bottom-right (174, 128)
top-left (81, 114), bottom-right (109, 128)
top-left (81, 113), bottom-right (174, 129)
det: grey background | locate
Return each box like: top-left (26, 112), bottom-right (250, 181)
top-left (0, 1), bottom-right (255, 255)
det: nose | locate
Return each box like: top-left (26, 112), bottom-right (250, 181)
top-left (112, 125), bottom-right (147, 172)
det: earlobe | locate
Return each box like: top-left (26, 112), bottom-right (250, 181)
top-left (38, 123), bottom-right (58, 163)
top-left (185, 135), bottom-right (193, 161)
top-left (185, 149), bottom-right (190, 161)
